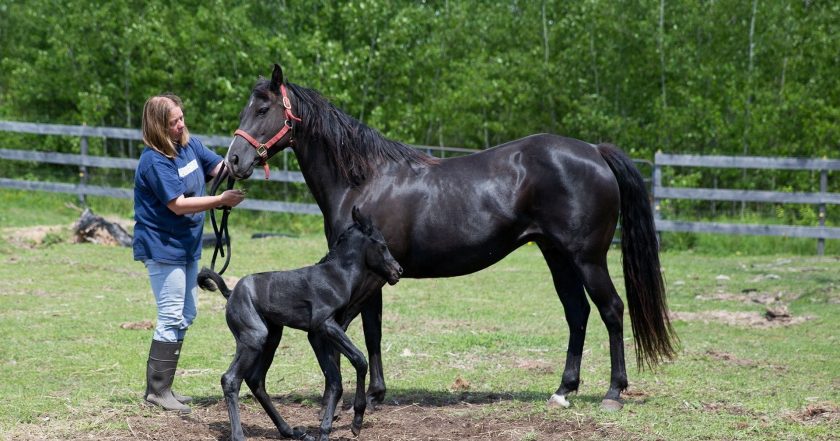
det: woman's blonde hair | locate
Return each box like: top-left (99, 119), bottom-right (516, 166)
top-left (141, 94), bottom-right (190, 158)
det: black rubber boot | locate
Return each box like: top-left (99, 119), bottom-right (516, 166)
top-left (171, 340), bottom-right (192, 404)
top-left (144, 340), bottom-right (191, 413)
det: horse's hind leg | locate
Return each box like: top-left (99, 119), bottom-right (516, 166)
top-left (222, 342), bottom-right (263, 441)
top-left (576, 257), bottom-right (628, 411)
top-left (539, 244), bottom-right (590, 408)
top-left (244, 325), bottom-right (310, 440)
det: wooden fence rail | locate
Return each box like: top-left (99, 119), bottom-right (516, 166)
top-left (2, 121), bottom-right (837, 254)
top-left (0, 120), bottom-right (476, 216)
top-left (653, 152), bottom-right (840, 255)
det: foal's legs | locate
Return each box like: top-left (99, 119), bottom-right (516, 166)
top-left (359, 290), bottom-right (386, 405)
top-left (539, 245), bottom-right (590, 408)
top-left (222, 329), bottom-right (303, 441)
top-left (315, 318), bottom-right (369, 438)
top-left (309, 333), bottom-right (343, 441)
top-left (312, 332), bottom-right (342, 422)
top-left (575, 257), bottom-right (628, 410)
top-left (243, 326), bottom-right (310, 440)
top-left (221, 342), bottom-right (263, 441)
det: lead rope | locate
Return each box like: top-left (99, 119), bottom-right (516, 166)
top-left (208, 164), bottom-right (235, 275)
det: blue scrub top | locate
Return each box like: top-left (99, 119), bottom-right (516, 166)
top-left (133, 138), bottom-right (222, 264)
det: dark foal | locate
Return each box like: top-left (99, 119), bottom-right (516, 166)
top-left (197, 207), bottom-right (402, 441)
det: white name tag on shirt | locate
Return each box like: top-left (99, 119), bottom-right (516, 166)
top-left (178, 160), bottom-right (198, 178)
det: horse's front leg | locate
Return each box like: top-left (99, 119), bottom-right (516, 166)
top-left (309, 333), bottom-right (343, 441)
top-left (360, 289), bottom-right (386, 405)
top-left (320, 318), bottom-right (369, 437)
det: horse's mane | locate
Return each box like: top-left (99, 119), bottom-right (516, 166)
top-left (254, 80), bottom-right (439, 186)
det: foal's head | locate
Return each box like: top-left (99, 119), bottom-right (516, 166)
top-left (334, 207), bottom-right (402, 285)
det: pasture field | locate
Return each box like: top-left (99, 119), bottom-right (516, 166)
top-left (0, 192), bottom-right (838, 440)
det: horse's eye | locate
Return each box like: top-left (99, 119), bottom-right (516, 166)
top-left (257, 106), bottom-right (270, 116)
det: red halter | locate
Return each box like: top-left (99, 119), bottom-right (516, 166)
top-left (233, 84), bottom-right (302, 180)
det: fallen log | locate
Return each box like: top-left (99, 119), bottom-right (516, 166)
top-left (73, 208), bottom-right (132, 247)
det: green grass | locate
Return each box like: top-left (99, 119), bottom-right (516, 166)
top-left (1, 189), bottom-right (839, 440)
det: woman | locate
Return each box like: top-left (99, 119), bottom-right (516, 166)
top-left (133, 93), bottom-right (245, 412)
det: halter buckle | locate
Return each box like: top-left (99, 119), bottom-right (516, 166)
top-left (256, 145), bottom-right (268, 158)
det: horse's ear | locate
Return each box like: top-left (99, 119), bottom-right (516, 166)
top-left (351, 205), bottom-right (362, 225)
top-left (270, 63), bottom-right (284, 94)
top-left (351, 206), bottom-right (373, 234)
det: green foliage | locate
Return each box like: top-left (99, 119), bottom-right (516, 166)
top-left (1, 0), bottom-right (837, 158)
top-left (1, 1), bottom-right (838, 242)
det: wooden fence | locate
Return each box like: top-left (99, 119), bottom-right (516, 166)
top-left (2, 121), bottom-right (838, 253)
top-left (653, 153), bottom-right (840, 255)
top-left (0, 120), bottom-right (476, 216)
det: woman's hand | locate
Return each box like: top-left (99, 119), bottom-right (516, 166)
top-left (218, 189), bottom-right (246, 208)
top-left (167, 189), bottom-right (246, 215)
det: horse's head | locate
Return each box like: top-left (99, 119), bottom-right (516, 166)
top-left (346, 206), bottom-right (403, 285)
top-left (226, 64), bottom-right (300, 180)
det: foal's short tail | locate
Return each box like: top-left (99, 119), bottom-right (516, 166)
top-left (597, 143), bottom-right (677, 369)
top-left (197, 267), bottom-right (232, 299)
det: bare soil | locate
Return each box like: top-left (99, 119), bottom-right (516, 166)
top-left (669, 309), bottom-right (814, 328)
top-left (8, 397), bottom-right (634, 441)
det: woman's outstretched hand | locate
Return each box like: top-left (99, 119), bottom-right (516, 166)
top-left (219, 189), bottom-right (246, 208)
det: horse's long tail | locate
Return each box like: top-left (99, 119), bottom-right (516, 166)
top-left (597, 143), bottom-right (677, 369)
top-left (197, 267), bottom-right (232, 299)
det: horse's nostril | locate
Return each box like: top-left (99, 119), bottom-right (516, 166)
top-left (230, 154), bottom-right (239, 166)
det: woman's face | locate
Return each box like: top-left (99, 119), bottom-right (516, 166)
top-left (167, 106), bottom-right (185, 142)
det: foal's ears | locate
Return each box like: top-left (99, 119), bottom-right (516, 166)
top-left (351, 206), bottom-right (374, 234)
top-left (269, 63), bottom-right (284, 95)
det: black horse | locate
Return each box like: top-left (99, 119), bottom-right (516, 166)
top-left (224, 64), bottom-right (676, 410)
top-left (198, 207), bottom-right (403, 441)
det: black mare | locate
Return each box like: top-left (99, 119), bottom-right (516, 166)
top-left (224, 64), bottom-right (676, 410)
top-left (197, 207), bottom-right (403, 441)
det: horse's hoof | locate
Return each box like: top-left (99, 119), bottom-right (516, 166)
top-left (292, 427), bottom-right (313, 441)
top-left (600, 399), bottom-right (624, 411)
top-left (547, 393), bottom-right (571, 408)
top-left (351, 422), bottom-right (362, 436)
top-left (365, 395), bottom-right (380, 412)
top-left (366, 389), bottom-right (386, 407)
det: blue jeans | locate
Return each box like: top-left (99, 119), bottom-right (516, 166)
top-left (145, 260), bottom-right (199, 342)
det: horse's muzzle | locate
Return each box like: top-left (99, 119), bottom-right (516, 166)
top-left (225, 154), bottom-right (256, 180)
top-left (386, 263), bottom-right (403, 285)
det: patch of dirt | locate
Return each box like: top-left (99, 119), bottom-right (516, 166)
top-left (7, 398), bottom-right (635, 441)
top-left (120, 320), bottom-right (154, 330)
top-left (2, 225), bottom-right (69, 248)
top-left (449, 375), bottom-right (471, 392)
top-left (787, 402), bottom-right (840, 425)
top-left (704, 350), bottom-right (759, 367)
top-left (515, 358), bottom-right (556, 375)
top-left (2, 213), bottom-right (133, 248)
top-left (670, 309), bottom-right (815, 328)
top-left (694, 290), bottom-right (795, 305)
top-left (699, 401), bottom-right (760, 418)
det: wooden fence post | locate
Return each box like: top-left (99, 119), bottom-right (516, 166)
top-left (818, 168), bottom-right (827, 256)
top-left (653, 151), bottom-right (663, 245)
top-left (79, 130), bottom-right (89, 206)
